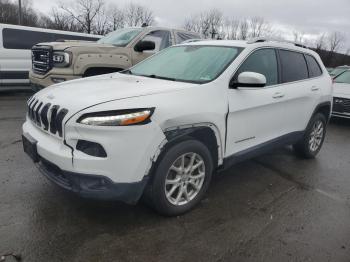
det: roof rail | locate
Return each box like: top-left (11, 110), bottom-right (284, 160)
top-left (247, 37), bottom-right (308, 49)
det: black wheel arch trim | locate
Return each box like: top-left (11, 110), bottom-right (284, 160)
top-left (312, 101), bottom-right (332, 121)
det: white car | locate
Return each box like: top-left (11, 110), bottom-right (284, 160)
top-left (0, 24), bottom-right (100, 89)
top-left (22, 39), bottom-right (332, 215)
top-left (332, 70), bottom-right (350, 119)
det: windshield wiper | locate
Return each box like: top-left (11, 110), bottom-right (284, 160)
top-left (121, 69), bottom-right (133, 75)
top-left (146, 74), bottom-right (177, 81)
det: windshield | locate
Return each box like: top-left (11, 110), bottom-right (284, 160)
top-left (98, 28), bottom-right (142, 46)
top-left (126, 45), bottom-right (243, 83)
top-left (334, 71), bottom-right (350, 84)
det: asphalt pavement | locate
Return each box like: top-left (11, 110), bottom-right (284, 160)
top-left (0, 91), bottom-right (349, 262)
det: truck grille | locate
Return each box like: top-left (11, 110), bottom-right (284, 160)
top-left (333, 97), bottom-right (350, 114)
top-left (27, 97), bottom-right (68, 137)
top-left (32, 46), bottom-right (52, 74)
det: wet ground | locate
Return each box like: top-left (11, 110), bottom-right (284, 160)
top-left (1, 91), bottom-right (350, 262)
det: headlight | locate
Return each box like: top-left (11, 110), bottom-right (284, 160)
top-left (52, 51), bottom-right (71, 67)
top-left (77, 108), bottom-right (154, 126)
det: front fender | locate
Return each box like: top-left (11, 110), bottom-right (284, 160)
top-left (73, 53), bottom-right (132, 75)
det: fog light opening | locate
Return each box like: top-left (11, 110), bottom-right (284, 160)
top-left (51, 77), bottom-right (66, 83)
top-left (76, 140), bottom-right (107, 158)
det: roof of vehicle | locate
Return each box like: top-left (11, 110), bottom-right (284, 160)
top-left (129, 26), bottom-right (200, 35)
top-left (180, 38), bottom-right (319, 56)
top-left (0, 23), bottom-right (101, 38)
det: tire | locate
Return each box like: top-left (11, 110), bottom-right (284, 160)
top-left (293, 113), bottom-right (327, 158)
top-left (146, 139), bottom-right (213, 216)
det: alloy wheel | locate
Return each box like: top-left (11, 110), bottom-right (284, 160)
top-left (308, 120), bottom-right (324, 152)
top-left (164, 152), bottom-right (206, 206)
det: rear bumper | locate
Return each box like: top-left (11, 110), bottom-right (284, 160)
top-left (36, 156), bottom-right (148, 204)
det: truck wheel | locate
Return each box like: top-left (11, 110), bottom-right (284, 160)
top-left (147, 139), bottom-right (213, 216)
top-left (293, 113), bottom-right (327, 158)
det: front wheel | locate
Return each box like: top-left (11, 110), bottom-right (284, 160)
top-left (293, 113), bottom-right (327, 158)
top-left (147, 139), bottom-right (213, 216)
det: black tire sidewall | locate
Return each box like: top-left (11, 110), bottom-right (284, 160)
top-left (151, 139), bottom-right (213, 216)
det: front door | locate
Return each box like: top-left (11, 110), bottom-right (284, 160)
top-left (225, 48), bottom-right (287, 157)
top-left (132, 30), bottom-right (172, 65)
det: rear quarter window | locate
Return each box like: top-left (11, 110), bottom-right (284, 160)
top-left (305, 54), bottom-right (323, 78)
top-left (2, 28), bottom-right (98, 50)
top-left (279, 49), bottom-right (308, 83)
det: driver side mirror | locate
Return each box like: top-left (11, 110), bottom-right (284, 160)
top-left (229, 72), bottom-right (267, 89)
top-left (134, 40), bottom-right (155, 52)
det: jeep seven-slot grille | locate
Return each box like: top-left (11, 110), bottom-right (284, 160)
top-left (27, 97), bottom-right (68, 137)
top-left (32, 46), bottom-right (52, 74)
top-left (333, 97), bottom-right (350, 114)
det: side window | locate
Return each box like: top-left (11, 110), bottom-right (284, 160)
top-left (175, 32), bottom-right (200, 43)
top-left (3, 28), bottom-right (51, 49)
top-left (305, 55), bottom-right (322, 78)
top-left (141, 30), bottom-right (171, 52)
top-left (279, 50), bottom-right (308, 83)
top-left (2, 28), bottom-right (99, 50)
top-left (236, 48), bottom-right (278, 86)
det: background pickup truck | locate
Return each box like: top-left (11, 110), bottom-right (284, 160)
top-left (30, 26), bottom-right (200, 89)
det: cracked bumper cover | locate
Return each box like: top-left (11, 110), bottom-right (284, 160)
top-left (37, 157), bottom-right (149, 204)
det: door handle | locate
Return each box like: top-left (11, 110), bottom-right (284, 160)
top-left (272, 92), bottom-right (284, 99)
top-left (311, 86), bottom-right (320, 91)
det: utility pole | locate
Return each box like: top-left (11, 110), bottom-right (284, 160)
top-left (18, 0), bottom-right (22, 25)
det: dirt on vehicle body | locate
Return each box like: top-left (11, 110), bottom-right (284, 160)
top-left (30, 26), bottom-right (200, 89)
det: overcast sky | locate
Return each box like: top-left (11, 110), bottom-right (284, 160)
top-left (32, 0), bottom-right (350, 52)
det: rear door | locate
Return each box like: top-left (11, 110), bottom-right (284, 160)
top-left (277, 49), bottom-right (318, 132)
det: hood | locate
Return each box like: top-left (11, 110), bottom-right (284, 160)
top-left (32, 73), bottom-right (194, 117)
top-left (333, 83), bottom-right (350, 98)
top-left (36, 40), bottom-right (116, 51)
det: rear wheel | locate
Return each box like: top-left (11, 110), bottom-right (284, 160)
top-left (293, 113), bottom-right (327, 158)
top-left (146, 139), bottom-right (213, 216)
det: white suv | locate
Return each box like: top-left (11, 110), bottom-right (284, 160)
top-left (22, 39), bottom-right (332, 216)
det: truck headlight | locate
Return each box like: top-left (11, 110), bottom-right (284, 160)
top-left (52, 52), bottom-right (71, 67)
top-left (77, 108), bottom-right (154, 126)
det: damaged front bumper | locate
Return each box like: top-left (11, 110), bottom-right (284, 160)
top-left (37, 157), bottom-right (148, 204)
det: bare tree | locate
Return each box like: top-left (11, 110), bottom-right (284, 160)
top-left (184, 15), bottom-right (202, 34)
top-left (201, 9), bottom-right (223, 39)
top-left (124, 2), bottom-right (154, 27)
top-left (239, 19), bottom-right (249, 40)
top-left (0, 0), bottom-right (39, 26)
top-left (222, 18), bottom-right (240, 40)
top-left (249, 16), bottom-right (271, 38)
top-left (315, 33), bottom-right (326, 52)
top-left (109, 6), bottom-right (124, 31)
top-left (60, 0), bottom-right (104, 33)
top-left (327, 31), bottom-right (345, 53)
top-left (41, 8), bottom-right (80, 31)
top-left (183, 9), bottom-right (223, 39)
top-left (293, 31), bottom-right (305, 43)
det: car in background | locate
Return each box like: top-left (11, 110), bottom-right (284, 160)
top-left (0, 24), bottom-right (101, 90)
top-left (332, 70), bottom-right (350, 119)
top-left (326, 67), bottom-right (334, 74)
top-left (29, 26), bottom-right (201, 89)
top-left (329, 65), bottom-right (350, 78)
